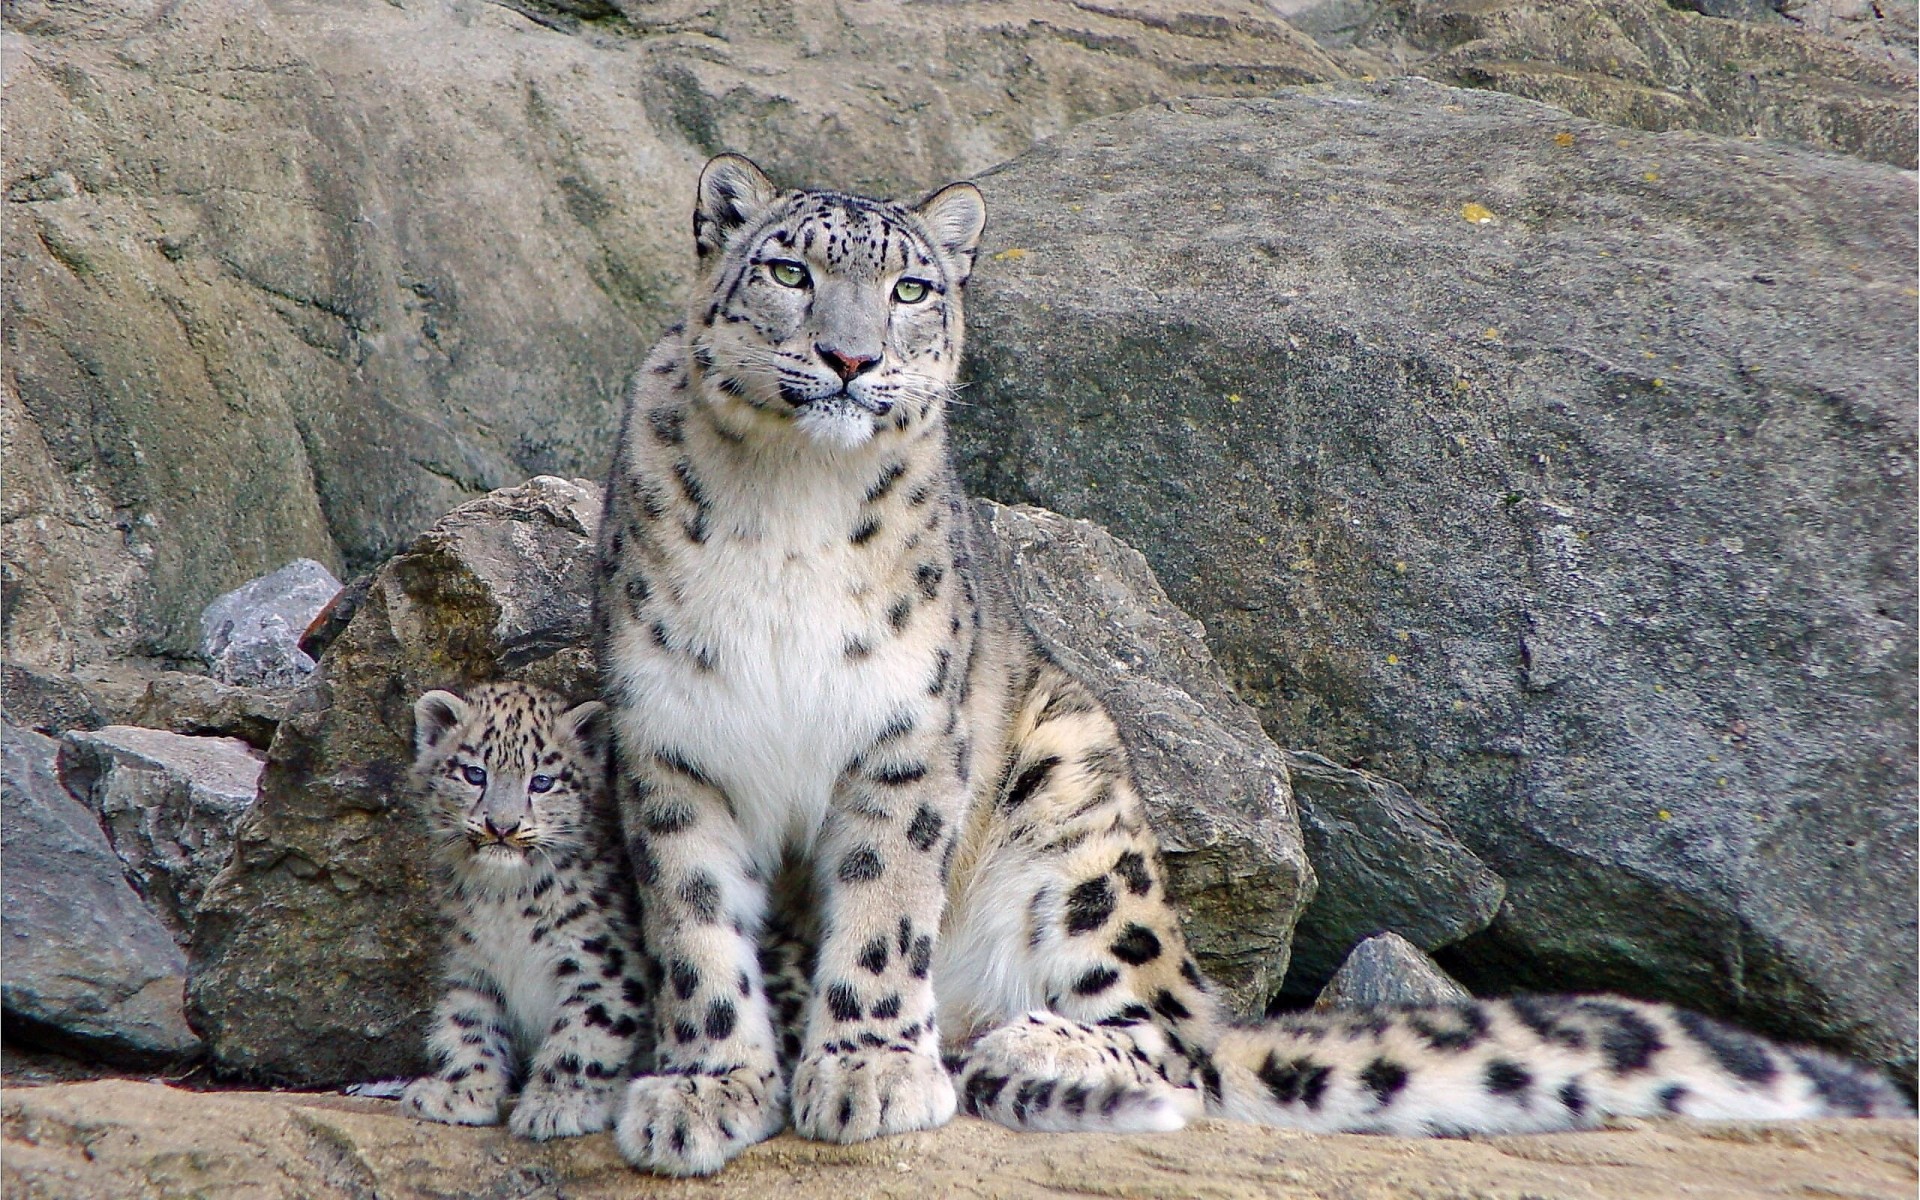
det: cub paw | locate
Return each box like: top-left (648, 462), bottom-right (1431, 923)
top-left (790, 1046), bottom-right (956, 1144)
top-left (508, 1079), bottom-right (620, 1141)
top-left (400, 1074), bottom-right (503, 1126)
top-left (614, 1068), bottom-right (782, 1177)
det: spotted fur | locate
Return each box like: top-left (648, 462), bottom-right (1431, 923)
top-left (401, 682), bottom-right (651, 1140)
top-left (594, 156), bottom-right (1910, 1176)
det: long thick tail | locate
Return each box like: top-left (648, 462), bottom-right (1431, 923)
top-left (1205, 995), bottom-right (1913, 1135)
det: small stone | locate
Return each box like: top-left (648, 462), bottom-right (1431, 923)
top-left (198, 560), bottom-right (343, 689)
top-left (1312, 933), bottom-right (1472, 1011)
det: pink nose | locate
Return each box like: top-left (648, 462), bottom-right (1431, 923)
top-left (819, 345), bottom-right (879, 382)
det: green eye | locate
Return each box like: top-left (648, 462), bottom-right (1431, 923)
top-left (892, 279), bottom-right (929, 304)
top-left (769, 260), bottom-right (809, 288)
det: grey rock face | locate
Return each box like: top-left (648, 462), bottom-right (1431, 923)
top-left (978, 502), bottom-right (1312, 1011)
top-left (2, 0), bottom-right (1340, 673)
top-left (59, 726), bottom-right (265, 945)
top-left (1294, 0), bottom-right (1917, 166)
top-left (1312, 932), bottom-right (1473, 1011)
top-left (1, 722), bottom-right (200, 1066)
top-left (1280, 751), bottom-right (1503, 1000)
top-left (952, 81), bottom-right (1916, 1075)
top-left (189, 479), bottom-right (1313, 1083)
top-left (198, 559), bottom-right (342, 689)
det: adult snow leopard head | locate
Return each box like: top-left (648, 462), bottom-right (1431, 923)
top-left (685, 153), bottom-right (986, 450)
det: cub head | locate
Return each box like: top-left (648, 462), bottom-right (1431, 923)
top-left (687, 152), bottom-right (987, 450)
top-left (409, 682), bottom-right (608, 885)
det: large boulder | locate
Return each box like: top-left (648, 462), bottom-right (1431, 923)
top-left (1, 0), bottom-right (1342, 672)
top-left (1293, 0), bottom-right (1918, 167)
top-left (188, 480), bottom-right (1310, 1084)
top-left (1, 722), bottom-right (200, 1066)
top-left (58, 725), bottom-right (266, 944)
top-left (951, 80), bottom-right (1917, 1075)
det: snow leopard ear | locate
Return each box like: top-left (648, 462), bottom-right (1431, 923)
top-left (914, 181), bottom-right (987, 285)
top-left (561, 699), bottom-right (609, 760)
top-left (695, 153), bottom-right (778, 260)
top-left (413, 690), bottom-right (468, 757)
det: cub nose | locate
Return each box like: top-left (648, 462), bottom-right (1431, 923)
top-left (483, 816), bottom-right (520, 840)
top-left (818, 344), bottom-right (879, 382)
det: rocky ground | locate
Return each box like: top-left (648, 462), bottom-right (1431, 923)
top-left (4, 1078), bottom-right (1915, 1200)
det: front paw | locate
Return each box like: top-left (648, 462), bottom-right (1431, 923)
top-left (509, 1078), bottom-right (620, 1141)
top-left (401, 1074), bottom-right (504, 1126)
top-left (790, 1046), bottom-right (956, 1144)
top-left (613, 1068), bottom-right (783, 1177)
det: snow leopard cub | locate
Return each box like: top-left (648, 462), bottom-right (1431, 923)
top-left (401, 681), bottom-right (651, 1140)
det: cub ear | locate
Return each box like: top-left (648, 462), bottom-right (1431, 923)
top-left (914, 181), bottom-right (987, 285)
top-left (413, 690), bottom-right (468, 757)
top-left (695, 153), bottom-right (778, 260)
top-left (561, 699), bottom-right (609, 760)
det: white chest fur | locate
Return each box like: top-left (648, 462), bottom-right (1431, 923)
top-left (462, 892), bottom-right (566, 1057)
top-left (606, 442), bottom-right (936, 874)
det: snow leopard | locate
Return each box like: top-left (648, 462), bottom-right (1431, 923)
top-left (591, 153), bottom-right (1910, 1176)
top-left (402, 681), bottom-right (650, 1140)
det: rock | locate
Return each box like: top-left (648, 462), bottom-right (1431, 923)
top-left (1778, 0), bottom-right (1919, 59)
top-left (1311, 932), bottom-right (1473, 1010)
top-left (5, 1080), bottom-right (1916, 1200)
top-left (198, 559), bottom-right (342, 689)
top-left (58, 726), bottom-right (265, 945)
top-left (2, 0), bottom-right (1342, 673)
top-left (0, 723), bottom-right (200, 1066)
top-left (951, 81), bottom-right (1917, 1076)
top-left (1309, 0), bottom-right (1917, 167)
top-left (1279, 751), bottom-right (1503, 1000)
top-left (978, 502), bottom-right (1311, 1010)
top-left (127, 671), bottom-right (322, 752)
top-left (189, 479), bottom-right (1312, 1083)
top-left (188, 475), bottom-right (603, 1086)
top-left (0, 662), bottom-right (105, 735)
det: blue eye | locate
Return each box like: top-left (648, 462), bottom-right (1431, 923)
top-left (528, 775), bottom-right (555, 794)
top-left (461, 764), bottom-right (487, 787)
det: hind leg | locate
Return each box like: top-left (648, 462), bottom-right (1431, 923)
top-left (938, 667), bottom-right (1221, 1131)
top-left (953, 1011), bottom-right (1201, 1131)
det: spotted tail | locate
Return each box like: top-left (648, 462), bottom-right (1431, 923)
top-left (1204, 995), bottom-right (1912, 1135)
